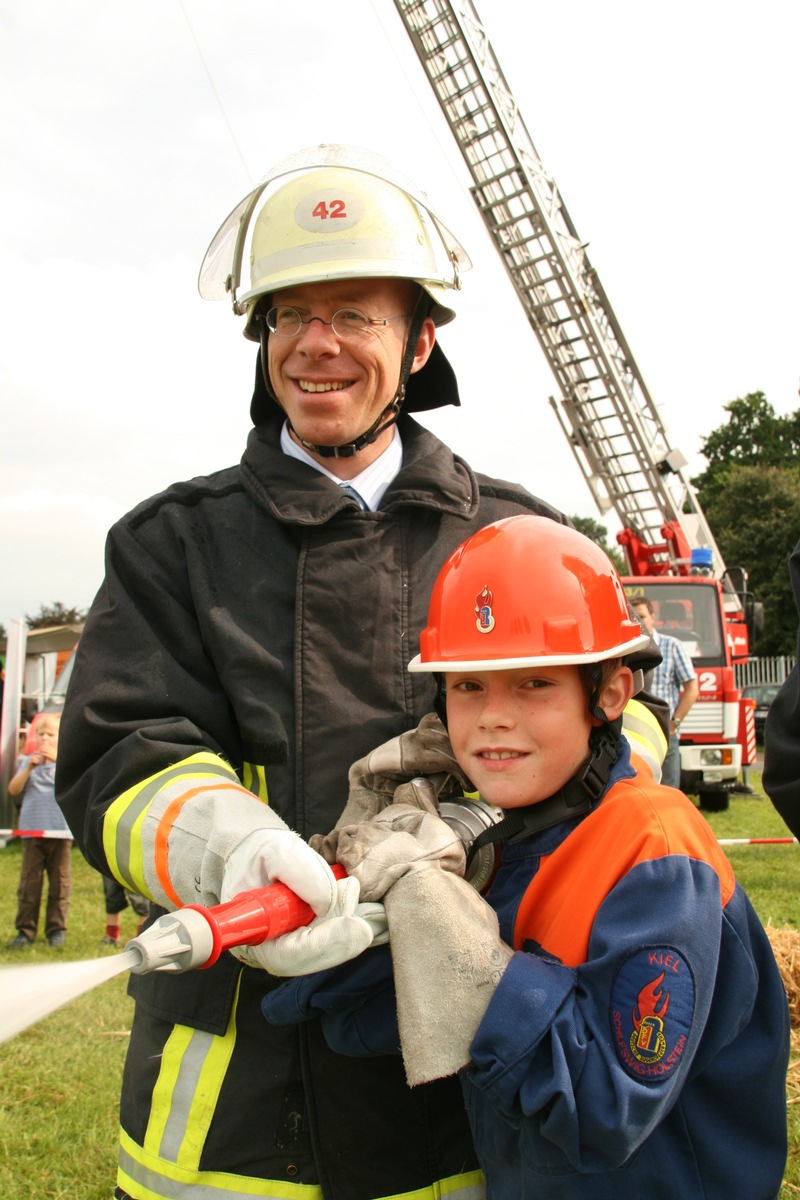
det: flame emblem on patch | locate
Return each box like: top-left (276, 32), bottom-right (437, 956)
top-left (629, 972), bottom-right (669, 1063)
top-left (475, 586), bottom-right (495, 634)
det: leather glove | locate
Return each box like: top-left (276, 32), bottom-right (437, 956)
top-left (310, 713), bottom-right (472, 855)
top-left (229, 875), bottom-right (383, 976)
top-left (316, 793), bottom-right (511, 1085)
top-left (388, 870), bottom-right (512, 1086)
top-left (221, 824), bottom-right (339, 918)
top-left (329, 796), bottom-right (466, 902)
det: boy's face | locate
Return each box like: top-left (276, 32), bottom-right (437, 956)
top-left (445, 665), bottom-right (600, 809)
top-left (35, 718), bottom-right (60, 761)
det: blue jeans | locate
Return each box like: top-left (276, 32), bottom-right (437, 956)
top-left (662, 731), bottom-right (682, 790)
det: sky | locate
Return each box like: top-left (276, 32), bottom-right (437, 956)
top-left (1, 0), bottom-right (798, 629)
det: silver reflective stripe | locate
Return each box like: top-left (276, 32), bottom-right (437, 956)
top-left (120, 1139), bottom-right (483, 1199)
top-left (158, 1029), bottom-right (216, 1162)
top-left (439, 1184), bottom-right (485, 1200)
top-left (113, 759), bottom-right (234, 886)
top-left (119, 1141), bottom-right (319, 1198)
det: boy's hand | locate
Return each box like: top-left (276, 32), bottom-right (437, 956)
top-left (330, 802), bottom-right (466, 901)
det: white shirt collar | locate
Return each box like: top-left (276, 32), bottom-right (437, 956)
top-left (279, 422), bottom-right (403, 511)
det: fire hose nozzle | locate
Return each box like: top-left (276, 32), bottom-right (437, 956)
top-left (126, 908), bottom-right (215, 975)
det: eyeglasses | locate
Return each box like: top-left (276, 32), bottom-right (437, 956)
top-left (265, 305), bottom-right (409, 341)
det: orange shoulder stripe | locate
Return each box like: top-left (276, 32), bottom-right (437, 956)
top-left (154, 782), bottom-right (249, 908)
top-left (514, 777), bottom-right (735, 967)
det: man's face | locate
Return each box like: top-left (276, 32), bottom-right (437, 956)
top-left (266, 277), bottom-right (433, 472)
top-left (444, 666), bottom-right (595, 809)
top-left (633, 604), bottom-right (654, 636)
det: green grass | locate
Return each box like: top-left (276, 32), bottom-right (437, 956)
top-left (0, 770), bottom-right (799, 1198)
top-left (0, 842), bottom-right (136, 1199)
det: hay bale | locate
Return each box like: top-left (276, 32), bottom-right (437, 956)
top-left (765, 923), bottom-right (800, 1031)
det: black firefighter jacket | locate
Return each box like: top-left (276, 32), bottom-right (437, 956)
top-left (57, 411), bottom-right (568, 1200)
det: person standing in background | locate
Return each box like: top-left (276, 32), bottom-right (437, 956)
top-left (7, 712), bottom-right (72, 948)
top-left (632, 598), bottom-right (698, 789)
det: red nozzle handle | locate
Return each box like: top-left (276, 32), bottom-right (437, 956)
top-left (184, 863), bottom-right (347, 968)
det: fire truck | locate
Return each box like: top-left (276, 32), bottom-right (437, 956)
top-left (392, 0), bottom-right (760, 808)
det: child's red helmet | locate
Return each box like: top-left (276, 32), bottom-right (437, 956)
top-left (408, 515), bottom-right (650, 673)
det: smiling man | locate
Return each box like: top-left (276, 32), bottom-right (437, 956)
top-left (55, 146), bottom-right (660, 1200)
top-left (265, 277), bottom-right (434, 470)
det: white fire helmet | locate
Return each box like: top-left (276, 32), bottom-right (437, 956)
top-left (198, 144), bottom-right (471, 340)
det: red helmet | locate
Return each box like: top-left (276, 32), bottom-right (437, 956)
top-left (408, 515), bottom-right (650, 672)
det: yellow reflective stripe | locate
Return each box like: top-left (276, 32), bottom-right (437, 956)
top-left (622, 697), bottom-right (668, 782)
top-left (242, 760), bottom-right (269, 802)
top-left (385, 1173), bottom-right (485, 1199)
top-left (175, 975), bottom-right (240, 1168)
top-left (103, 753), bottom-right (237, 891)
top-left (119, 1137), bottom-right (483, 1200)
top-left (119, 1127), bottom-right (324, 1198)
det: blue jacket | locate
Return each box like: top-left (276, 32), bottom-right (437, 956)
top-left (464, 742), bottom-right (789, 1199)
top-left (266, 741), bottom-right (789, 1199)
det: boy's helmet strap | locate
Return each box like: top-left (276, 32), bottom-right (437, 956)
top-left (464, 724), bottom-right (619, 869)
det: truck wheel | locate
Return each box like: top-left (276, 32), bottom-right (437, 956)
top-left (698, 791), bottom-right (729, 813)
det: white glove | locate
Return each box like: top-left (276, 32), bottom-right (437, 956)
top-left (221, 826), bottom-right (338, 918)
top-left (231, 876), bottom-right (382, 976)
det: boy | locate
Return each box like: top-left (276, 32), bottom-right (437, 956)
top-left (7, 712), bottom-right (73, 948)
top-left (266, 515), bottom-right (789, 1199)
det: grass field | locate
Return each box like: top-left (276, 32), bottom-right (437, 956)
top-left (0, 770), bottom-right (799, 1198)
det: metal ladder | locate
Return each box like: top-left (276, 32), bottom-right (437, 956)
top-left (393, 0), bottom-right (723, 572)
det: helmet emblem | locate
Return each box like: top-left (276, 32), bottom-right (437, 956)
top-left (475, 586), bottom-right (496, 634)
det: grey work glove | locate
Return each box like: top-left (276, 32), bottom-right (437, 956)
top-left (311, 713), bottom-right (472, 843)
top-left (388, 870), bottom-right (512, 1086)
top-left (323, 796), bottom-right (512, 1086)
top-left (330, 796), bottom-right (467, 900)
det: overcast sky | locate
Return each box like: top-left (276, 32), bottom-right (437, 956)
top-left (1, 0), bottom-right (797, 628)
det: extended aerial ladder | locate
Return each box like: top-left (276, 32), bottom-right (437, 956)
top-left (392, 0), bottom-right (762, 806)
top-left (391, 0), bottom-right (725, 580)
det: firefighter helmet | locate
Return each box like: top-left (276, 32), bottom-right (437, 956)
top-left (197, 144), bottom-right (471, 340)
top-left (408, 515), bottom-right (650, 673)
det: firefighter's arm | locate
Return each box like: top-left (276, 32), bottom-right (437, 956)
top-left (100, 753), bottom-right (384, 976)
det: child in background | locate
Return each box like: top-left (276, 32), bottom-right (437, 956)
top-left (99, 873), bottom-right (150, 947)
top-left (7, 712), bottom-right (73, 948)
top-left (268, 515), bottom-right (790, 1199)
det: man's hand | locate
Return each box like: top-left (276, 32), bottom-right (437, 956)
top-left (230, 876), bottom-right (385, 976)
top-left (221, 825), bottom-right (338, 918)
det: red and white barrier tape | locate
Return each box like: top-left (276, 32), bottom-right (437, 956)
top-left (0, 829), bottom-right (73, 839)
top-left (717, 837), bottom-right (797, 845)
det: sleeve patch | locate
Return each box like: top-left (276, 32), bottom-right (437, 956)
top-left (610, 946), bottom-right (695, 1081)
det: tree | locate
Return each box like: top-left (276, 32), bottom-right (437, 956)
top-left (690, 391), bottom-right (800, 656)
top-left (570, 515), bottom-right (626, 574)
top-left (693, 391), bottom-right (800, 507)
top-left (25, 602), bottom-right (87, 630)
top-left (697, 467), bottom-right (800, 656)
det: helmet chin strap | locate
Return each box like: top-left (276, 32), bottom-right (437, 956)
top-left (258, 301), bottom-right (427, 459)
top-left (287, 391), bottom-right (405, 460)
